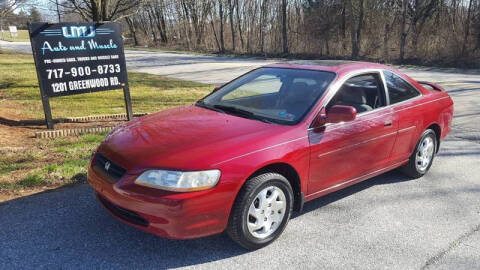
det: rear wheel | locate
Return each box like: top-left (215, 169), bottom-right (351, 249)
top-left (400, 129), bottom-right (437, 178)
top-left (227, 172), bottom-right (293, 250)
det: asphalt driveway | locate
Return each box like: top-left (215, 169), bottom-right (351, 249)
top-left (1, 133), bottom-right (479, 269)
top-left (1, 40), bottom-right (479, 269)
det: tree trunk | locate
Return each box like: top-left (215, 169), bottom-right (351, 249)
top-left (383, 22), bottom-right (390, 61)
top-left (235, 0), bottom-right (244, 50)
top-left (210, 19), bottom-right (221, 52)
top-left (341, 0), bottom-right (347, 53)
top-left (55, 0), bottom-right (61, 22)
top-left (125, 17), bottom-right (139, 46)
top-left (101, 0), bottom-right (108, 21)
top-left (219, 1), bottom-right (225, 53)
top-left (147, 9), bottom-right (157, 43)
top-left (349, 0), bottom-right (361, 59)
top-left (325, 36), bottom-right (330, 56)
top-left (411, 24), bottom-right (419, 58)
top-left (461, 0), bottom-right (473, 57)
top-left (260, 0), bottom-right (268, 57)
top-left (180, 1), bottom-right (192, 50)
top-left (228, 0), bottom-right (235, 51)
top-left (399, 0), bottom-right (408, 62)
top-left (281, 0), bottom-right (288, 54)
top-left (357, 0), bottom-right (365, 58)
top-left (91, 0), bottom-right (100, 21)
top-left (154, 5), bottom-right (168, 43)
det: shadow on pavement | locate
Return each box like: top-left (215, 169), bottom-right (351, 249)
top-left (297, 170), bottom-right (412, 217)
top-left (0, 168), bottom-right (414, 269)
top-left (0, 184), bottom-right (245, 269)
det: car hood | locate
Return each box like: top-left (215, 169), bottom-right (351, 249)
top-left (98, 105), bottom-right (295, 173)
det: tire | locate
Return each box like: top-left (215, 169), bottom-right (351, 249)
top-left (400, 129), bottom-right (437, 178)
top-left (227, 172), bottom-right (293, 250)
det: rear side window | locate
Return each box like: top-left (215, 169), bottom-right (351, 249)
top-left (384, 71), bottom-right (420, 104)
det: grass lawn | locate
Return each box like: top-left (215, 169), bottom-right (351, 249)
top-left (0, 29), bottom-right (30, 42)
top-left (0, 51), bottom-right (212, 198)
top-left (0, 51), bottom-right (212, 119)
top-left (0, 133), bottom-right (107, 191)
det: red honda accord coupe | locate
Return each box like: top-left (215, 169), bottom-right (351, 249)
top-left (88, 61), bottom-right (453, 250)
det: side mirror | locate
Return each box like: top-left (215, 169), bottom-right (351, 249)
top-left (212, 86), bottom-right (221, 92)
top-left (326, 105), bottom-right (357, 123)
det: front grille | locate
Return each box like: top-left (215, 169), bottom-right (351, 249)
top-left (98, 195), bottom-right (149, 227)
top-left (93, 154), bottom-right (126, 181)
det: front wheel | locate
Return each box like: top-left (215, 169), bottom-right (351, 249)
top-left (227, 172), bottom-right (293, 250)
top-left (400, 129), bottom-right (437, 178)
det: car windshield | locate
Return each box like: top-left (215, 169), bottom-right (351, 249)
top-left (197, 67), bottom-right (336, 125)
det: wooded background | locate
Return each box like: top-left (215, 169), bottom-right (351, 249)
top-left (3, 0), bottom-right (480, 67)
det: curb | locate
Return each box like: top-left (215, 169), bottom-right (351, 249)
top-left (0, 113), bottom-right (149, 126)
top-left (35, 126), bottom-right (116, 139)
top-left (66, 113), bottom-right (148, 123)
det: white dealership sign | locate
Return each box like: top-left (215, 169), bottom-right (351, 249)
top-left (9, 26), bottom-right (18, 38)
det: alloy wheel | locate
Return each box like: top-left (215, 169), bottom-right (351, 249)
top-left (415, 136), bottom-right (435, 172)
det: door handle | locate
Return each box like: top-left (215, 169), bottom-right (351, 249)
top-left (384, 121), bottom-right (393, 127)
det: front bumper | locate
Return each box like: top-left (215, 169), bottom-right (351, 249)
top-left (88, 162), bottom-right (235, 239)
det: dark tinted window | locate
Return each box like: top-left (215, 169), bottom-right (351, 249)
top-left (200, 68), bottom-right (335, 125)
top-left (327, 73), bottom-right (385, 113)
top-left (384, 71), bottom-right (420, 104)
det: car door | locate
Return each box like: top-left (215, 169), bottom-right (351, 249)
top-left (307, 71), bottom-right (398, 195)
top-left (383, 70), bottom-right (423, 163)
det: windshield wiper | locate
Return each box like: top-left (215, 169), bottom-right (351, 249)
top-left (213, 104), bottom-right (273, 124)
top-left (195, 100), bottom-right (224, 113)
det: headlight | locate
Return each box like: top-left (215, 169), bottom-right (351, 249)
top-left (134, 169), bottom-right (221, 192)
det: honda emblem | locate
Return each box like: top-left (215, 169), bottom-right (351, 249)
top-left (104, 161), bottom-right (111, 171)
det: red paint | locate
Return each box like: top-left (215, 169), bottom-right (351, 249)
top-left (88, 62), bottom-right (454, 239)
top-left (325, 105), bottom-right (358, 123)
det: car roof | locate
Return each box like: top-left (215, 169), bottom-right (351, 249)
top-left (264, 61), bottom-right (392, 75)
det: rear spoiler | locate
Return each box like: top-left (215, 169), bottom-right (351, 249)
top-left (417, 81), bottom-right (445, 92)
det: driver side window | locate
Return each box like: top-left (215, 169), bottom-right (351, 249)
top-left (327, 73), bottom-right (386, 114)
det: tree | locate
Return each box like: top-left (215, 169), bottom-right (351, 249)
top-left (461, 0), bottom-right (474, 57)
top-left (151, 0), bottom-right (168, 43)
top-left (125, 17), bottom-right (139, 46)
top-left (228, 0), bottom-right (235, 51)
top-left (408, 0), bottom-right (440, 58)
top-left (1, 0), bottom-right (25, 29)
top-left (399, 0), bottom-right (408, 62)
top-left (117, 0), bottom-right (480, 67)
top-left (260, 0), bottom-right (268, 56)
top-left (281, 0), bottom-right (288, 54)
top-left (28, 7), bottom-right (42, 22)
top-left (235, 0), bottom-right (244, 50)
top-left (219, 0), bottom-right (225, 52)
top-left (349, 0), bottom-right (365, 59)
top-left (61, 0), bottom-right (143, 21)
top-left (55, 0), bottom-right (61, 22)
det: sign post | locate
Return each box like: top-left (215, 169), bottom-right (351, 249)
top-left (28, 22), bottom-right (132, 129)
top-left (122, 82), bottom-right (133, 121)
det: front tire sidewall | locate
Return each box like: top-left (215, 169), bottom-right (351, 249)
top-left (240, 179), bottom-right (292, 246)
top-left (228, 173), bottom-right (293, 250)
